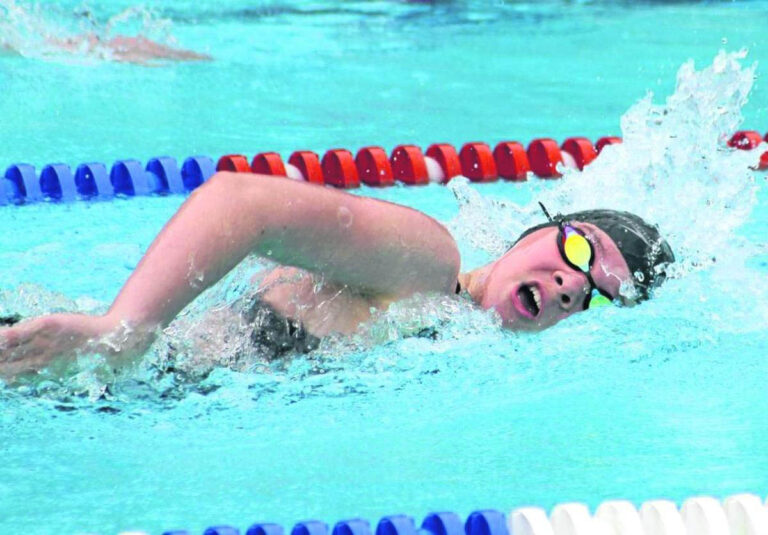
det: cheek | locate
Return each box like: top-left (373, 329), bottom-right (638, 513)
top-left (482, 288), bottom-right (514, 323)
top-left (481, 262), bottom-right (519, 308)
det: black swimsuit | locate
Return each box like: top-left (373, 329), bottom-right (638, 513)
top-left (243, 298), bottom-right (320, 360)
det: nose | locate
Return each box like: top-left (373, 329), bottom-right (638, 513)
top-left (553, 270), bottom-right (588, 311)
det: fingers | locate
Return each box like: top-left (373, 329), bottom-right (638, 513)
top-left (0, 313), bottom-right (118, 380)
top-left (0, 319), bottom-right (52, 364)
top-left (0, 323), bottom-right (57, 378)
top-left (0, 353), bottom-right (48, 381)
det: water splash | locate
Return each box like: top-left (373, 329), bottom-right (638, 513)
top-left (0, 283), bottom-right (105, 319)
top-left (450, 51), bottom-right (760, 264)
top-left (448, 49), bottom-right (767, 331)
top-left (2, 51), bottom-right (766, 407)
top-left (545, 50), bottom-right (760, 275)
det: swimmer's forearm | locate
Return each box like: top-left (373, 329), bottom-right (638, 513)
top-left (105, 172), bottom-right (270, 328)
top-left (105, 171), bottom-right (460, 329)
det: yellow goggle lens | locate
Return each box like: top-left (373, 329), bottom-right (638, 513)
top-left (563, 232), bottom-right (592, 271)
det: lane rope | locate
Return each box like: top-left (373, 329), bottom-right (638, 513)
top-left (114, 492), bottom-right (768, 535)
top-left (2, 131), bottom-right (766, 206)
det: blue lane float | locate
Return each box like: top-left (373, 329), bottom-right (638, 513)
top-left (376, 515), bottom-right (416, 535)
top-left (75, 162), bottom-right (113, 199)
top-left (464, 511), bottom-right (507, 535)
top-left (157, 511), bottom-right (508, 535)
top-left (147, 156), bottom-right (185, 194)
top-left (247, 523), bottom-right (285, 535)
top-left (3, 163), bottom-right (41, 204)
top-left (181, 155), bottom-right (216, 191)
top-left (111, 159), bottom-right (164, 196)
top-left (40, 163), bottom-right (77, 201)
top-left (332, 519), bottom-right (372, 535)
top-left (1, 155), bottom-right (217, 205)
top-left (421, 513), bottom-right (464, 535)
top-left (290, 520), bottom-right (329, 535)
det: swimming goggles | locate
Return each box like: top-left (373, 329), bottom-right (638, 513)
top-left (557, 223), bottom-right (614, 310)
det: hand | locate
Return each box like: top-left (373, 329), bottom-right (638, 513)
top-left (0, 313), bottom-right (150, 381)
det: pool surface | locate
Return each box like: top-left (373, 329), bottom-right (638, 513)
top-left (1, 1), bottom-right (767, 534)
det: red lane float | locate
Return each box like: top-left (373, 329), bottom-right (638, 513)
top-left (288, 151), bottom-right (324, 184)
top-left (216, 154), bottom-right (251, 173)
top-left (391, 145), bottom-right (429, 185)
top-left (459, 142), bottom-right (498, 182)
top-left (596, 136), bottom-right (622, 153)
top-left (527, 138), bottom-right (563, 178)
top-left (728, 130), bottom-right (763, 149)
top-left (560, 137), bottom-right (597, 170)
top-left (728, 130), bottom-right (768, 170)
top-left (251, 152), bottom-right (286, 176)
top-left (426, 143), bottom-right (462, 183)
top-left (493, 141), bottom-right (529, 181)
top-left (321, 149), bottom-right (359, 188)
top-left (355, 147), bottom-right (394, 186)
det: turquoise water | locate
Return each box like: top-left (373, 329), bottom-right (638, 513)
top-left (1, 1), bottom-right (768, 534)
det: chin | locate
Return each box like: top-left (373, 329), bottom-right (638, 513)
top-left (495, 308), bottom-right (548, 332)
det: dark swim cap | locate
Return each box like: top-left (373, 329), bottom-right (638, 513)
top-left (513, 209), bottom-right (675, 302)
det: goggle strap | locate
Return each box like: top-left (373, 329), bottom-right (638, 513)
top-left (538, 201), bottom-right (554, 222)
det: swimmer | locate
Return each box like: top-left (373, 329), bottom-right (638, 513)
top-left (0, 4), bottom-right (213, 65)
top-left (46, 33), bottom-right (212, 64)
top-left (0, 172), bottom-right (674, 379)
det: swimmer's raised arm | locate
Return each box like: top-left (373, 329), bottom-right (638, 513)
top-left (108, 171), bottom-right (460, 330)
top-left (0, 172), bottom-right (459, 376)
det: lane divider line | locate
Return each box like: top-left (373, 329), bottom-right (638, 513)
top-left (3, 130), bottom-right (766, 206)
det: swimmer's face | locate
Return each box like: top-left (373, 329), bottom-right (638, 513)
top-left (478, 223), bottom-right (632, 331)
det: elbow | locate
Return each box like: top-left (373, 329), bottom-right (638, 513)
top-left (200, 171), bottom-right (242, 194)
top-left (196, 171), bottom-right (273, 204)
top-left (186, 171), bottom-right (255, 210)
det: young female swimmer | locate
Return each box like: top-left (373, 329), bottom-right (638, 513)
top-left (0, 171), bottom-right (674, 379)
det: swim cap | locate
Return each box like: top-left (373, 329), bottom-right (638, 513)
top-left (513, 209), bottom-right (675, 302)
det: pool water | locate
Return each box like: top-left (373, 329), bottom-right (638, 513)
top-left (1, 1), bottom-right (768, 534)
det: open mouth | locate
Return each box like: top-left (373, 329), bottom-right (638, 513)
top-left (517, 284), bottom-right (541, 318)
